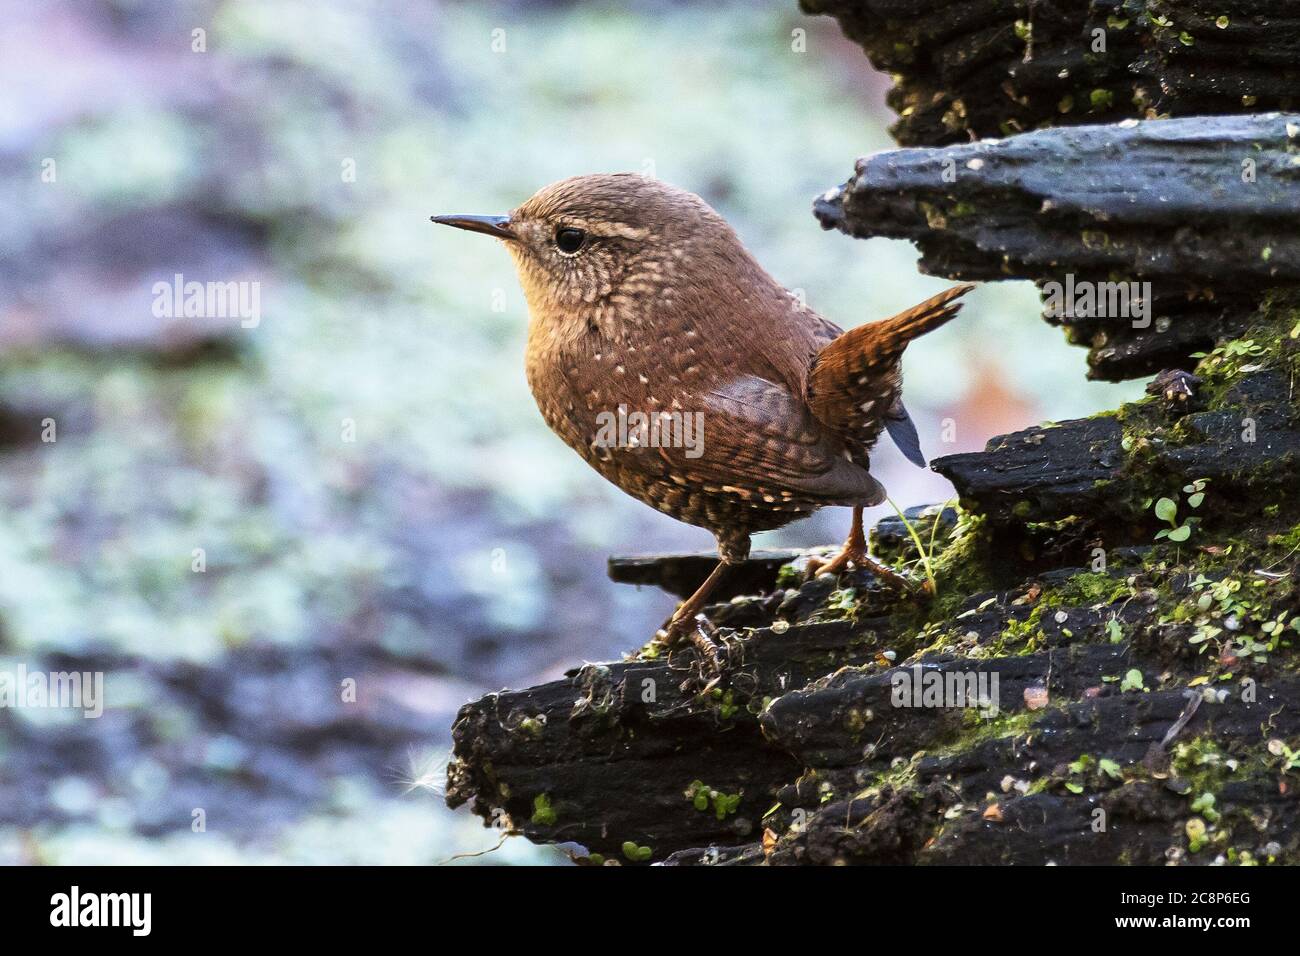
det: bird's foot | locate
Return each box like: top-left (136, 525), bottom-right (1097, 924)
top-left (658, 613), bottom-right (725, 690)
top-left (809, 544), bottom-right (913, 591)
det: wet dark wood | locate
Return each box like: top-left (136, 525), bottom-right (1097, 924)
top-left (801, 0), bottom-right (1300, 147)
top-left (814, 113), bottom-right (1300, 380)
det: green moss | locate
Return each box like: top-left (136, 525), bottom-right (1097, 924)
top-left (621, 841), bottom-right (653, 862)
top-left (926, 512), bottom-right (998, 621)
top-left (1267, 521), bottom-right (1300, 554)
top-left (988, 605), bottom-right (1046, 656)
top-left (530, 793), bottom-right (557, 826)
top-left (1044, 572), bottom-right (1131, 607)
top-left (709, 687), bottom-right (740, 720)
top-left (1089, 88), bottom-right (1115, 110)
top-left (852, 753), bottom-right (920, 797)
top-left (1170, 737), bottom-right (1235, 795)
top-left (684, 780), bottom-right (742, 820)
top-left (928, 708), bottom-right (1041, 759)
top-left (775, 561), bottom-right (803, 590)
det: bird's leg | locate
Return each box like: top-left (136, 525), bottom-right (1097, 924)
top-left (814, 506), bottom-right (912, 590)
top-left (659, 558), bottom-right (733, 649)
top-left (659, 530), bottom-right (749, 660)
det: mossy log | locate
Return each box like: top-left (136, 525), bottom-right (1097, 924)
top-left (800, 0), bottom-right (1300, 147)
top-left (445, 237), bottom-right (1300, 867)
top-left (448, 323), bottom-right (1300, 863)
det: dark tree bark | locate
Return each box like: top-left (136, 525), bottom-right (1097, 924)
top-left (814, 112), bottom-right (1300, 380)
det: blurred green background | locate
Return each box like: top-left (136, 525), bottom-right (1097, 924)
top-left (0, 0), bottom-right (1139, 864)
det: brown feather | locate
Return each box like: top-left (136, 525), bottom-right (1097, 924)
top-left (805, 284), bottom-right (974, 456)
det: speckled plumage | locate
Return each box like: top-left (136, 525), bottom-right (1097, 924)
top-left (435, 173), bottom-right (972, 642)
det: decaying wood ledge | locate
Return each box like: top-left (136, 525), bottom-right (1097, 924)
top-left (445, 3), bottom-right (1300, 865)
top-left (801, 0), bottom-right (1300, 147)
top-left (814, 112), bottom-right (1300, 380)
top-left (448, 327), bottom-right (1300, 863)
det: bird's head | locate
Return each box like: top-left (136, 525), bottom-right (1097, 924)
top-left (433, 173), bottom-right (747, 325)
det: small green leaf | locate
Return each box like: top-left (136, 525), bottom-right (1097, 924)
top-left (1089, 88), bottom-right (1114, 110)
top-left (1167, 524), bottom-right (1192, 542)
top-left (1187, 492), bottom-right (1205, 508)
top-left (1121, 668), bottom-right (1146, 693)
top-left (1154, 497), bottom-right (1178, 523)
top-left (531, 794), bottom-right (557, 826)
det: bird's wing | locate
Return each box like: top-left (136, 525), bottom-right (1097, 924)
top-left (651, 373), bottom-right (884, 507)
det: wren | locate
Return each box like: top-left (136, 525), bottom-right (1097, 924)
top-left (434, 173), bottom-right (973, 650)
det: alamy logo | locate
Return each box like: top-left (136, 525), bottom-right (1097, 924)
top-left (890, 664), bottom-right (999, 716)
top-left (594, 404), bottom-right (704, 459)
top-left (50, 886), bottom-right (151, 936)
top-left (1042, 274), bottom-right (1152, 328)
top-left (0, 664), bottom-right (103, 718)
top-left (152, 273), bottom-right (261, 328)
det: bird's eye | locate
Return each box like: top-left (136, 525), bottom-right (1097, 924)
top-left (555, 227), bottom-right (586, 254)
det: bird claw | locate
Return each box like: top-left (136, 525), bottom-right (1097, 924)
top-left (659, 613), bottom-right (726, 688)
top-left (808, 546), bottom-right (914, 592)
top-left (802, 550), bottom-right (857, 581)
top-left (800, 548), bottom-right (915, 595)
top-left (801, 555), bottom-right (828, 581)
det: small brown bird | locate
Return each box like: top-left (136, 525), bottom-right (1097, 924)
top-left (434, 174), bottom-right (972, 649)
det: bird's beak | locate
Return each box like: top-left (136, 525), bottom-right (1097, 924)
top-left (429, 214), bottom-right (514, 240)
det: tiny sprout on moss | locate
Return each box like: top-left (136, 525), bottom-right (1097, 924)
top-left (1190, 791), bottom-right (1220, 823)
top-left (1154, 479), bottom-right (1207, 543)
top-left (530, 793), bottom-right (557, 826)
top-left (1267, 738), bottom-right (1300, 772)
top-left (621, 841), bottom-right (653, 862)
top-left (709, 687), bottom-right (739, 719)
top-left (775, 562), bottom-right (803, 589)
top-left (1089, 88), bottom-right (1114, 109)
top-left (1120, 668), bottom-right (1148, 693)
top-left (685, 780), bottom-right (743, 820)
